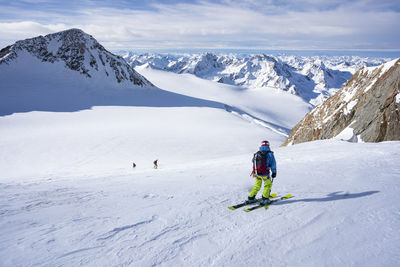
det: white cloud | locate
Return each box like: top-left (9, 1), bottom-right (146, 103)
top-left (0, 21), bottom-right (68, 40)
top-left (0, 0), bottom-right (399, 51)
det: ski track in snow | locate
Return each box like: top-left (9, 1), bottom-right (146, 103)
top-left (223, 104), bottom-right (289, 137)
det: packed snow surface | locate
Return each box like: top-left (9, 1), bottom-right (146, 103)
top-left (1, 68), bottom-right (399, 266)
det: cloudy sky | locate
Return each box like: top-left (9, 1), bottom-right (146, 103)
top-left (0, 0), bottom-right (399, 52)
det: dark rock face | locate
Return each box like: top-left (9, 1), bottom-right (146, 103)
top-left (0, 45), bottom-right (12, 59)
top-left (282, 58), bottom-right (400, 146)
top-left (0, 28), bottom-right (152, 87)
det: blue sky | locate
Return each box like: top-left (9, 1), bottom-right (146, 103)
top-left (0, 0), bottom-right (399, 52)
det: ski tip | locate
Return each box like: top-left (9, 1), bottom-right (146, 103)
top-left (243, 209), bottom-right (251, 212)
top-left (228, 207), bottom-right (235, 210)
top-left (270, 193), bottom-right (277, 198)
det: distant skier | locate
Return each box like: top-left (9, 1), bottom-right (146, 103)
top-left (247, 140), bottom-right (277, 205)
top-left (132, 162), bottom-right (136, 168)
top-left (153, 159), bottom-right (158, 169)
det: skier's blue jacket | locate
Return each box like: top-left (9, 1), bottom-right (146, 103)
top-left (252, 146), bottom-right (277, 175)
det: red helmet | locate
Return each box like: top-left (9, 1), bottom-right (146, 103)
top-left (261, 140), bottom-right (270, 147)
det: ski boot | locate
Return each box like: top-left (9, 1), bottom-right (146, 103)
top-left (247, 196), bottom-right (257, 204)
top-left (260, 196), bottom-right (272, 206)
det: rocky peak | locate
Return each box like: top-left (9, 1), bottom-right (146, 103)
top-left (282, 58), bottom-right (400, 146)
top-left (0, 28), bottom-right (152, 87)
top-left (192, 53), bottom-right (221, 75)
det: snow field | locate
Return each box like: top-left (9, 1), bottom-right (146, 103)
top-left (1, 128), bottom-right (399, 266)
top-left (0, 106), bottom-right (278, 181)
top-left (0, 65), bottom-right (399, 266)
top-left (136, 66), bottom-right (311, 130)
top-left (0, 104), bottom-right (280, 266)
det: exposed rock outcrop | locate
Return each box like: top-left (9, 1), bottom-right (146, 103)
top-left (282, 58), bottom-right (400, 146)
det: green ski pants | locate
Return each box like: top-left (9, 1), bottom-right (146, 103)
top-left (249, 175), bottom-right (272, 199)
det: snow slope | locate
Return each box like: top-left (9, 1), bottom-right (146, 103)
top-left (1, 55), bottom-right (399, 266)
top-left (1, 111), bottom-right (399, 266)
top-left (135, 66), bottom-right (311, 134)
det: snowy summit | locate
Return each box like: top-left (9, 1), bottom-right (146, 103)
top-left (0, 28), bottom-right (152, 87)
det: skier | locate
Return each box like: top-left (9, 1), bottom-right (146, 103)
top-left (153, 159), bottom-right (158, 169)
top-left (132, 162), bottom-right (136, 168)
top-left (247, 140), bottom-right (277, 205)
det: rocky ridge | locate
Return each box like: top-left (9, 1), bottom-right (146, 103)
top-left (282, 58), bottom-right (400, 146)
top-left (0, 29), bottom-right (152, 87)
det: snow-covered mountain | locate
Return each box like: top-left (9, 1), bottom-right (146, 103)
top-left (0, 29), bottom-right (169, 116)
top-left (283, 58), bottom-right (400, 146)
top-left (0, 29), bottom-right (152, 88)
top-left (123, 52), bottom-right (390, 105)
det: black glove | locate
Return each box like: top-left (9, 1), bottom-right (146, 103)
top-left (272, 173), bottom-right (277, 178)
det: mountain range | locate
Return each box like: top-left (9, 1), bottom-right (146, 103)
top-left (123, 52), bottom-right (390, 106)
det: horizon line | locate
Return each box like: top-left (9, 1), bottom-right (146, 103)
top-left (111, 48), bottom-right (400, 58)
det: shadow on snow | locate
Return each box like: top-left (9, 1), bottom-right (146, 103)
top-left (275, 191), bottom-right (380, 205)
top-left (0, 85), bottom-right (225, 116)
top-left (0, 80), bottom-right (289, 135)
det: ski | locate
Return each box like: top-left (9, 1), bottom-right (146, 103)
top-left (243, 193), bottom-right (293, 212)
top-left (228, 193), bottom-right (277, 210)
